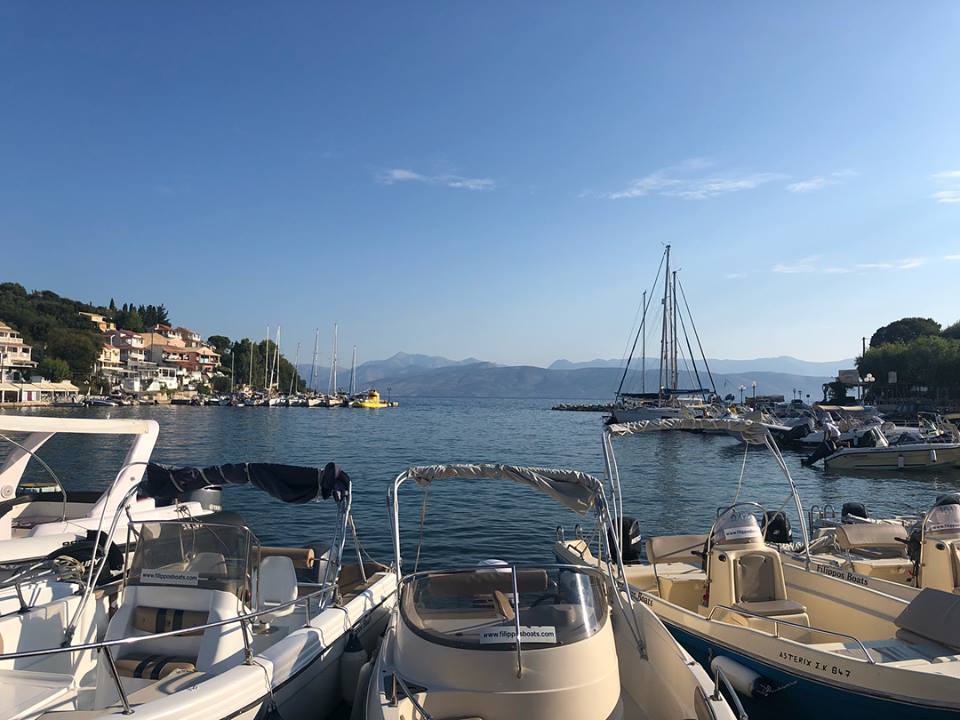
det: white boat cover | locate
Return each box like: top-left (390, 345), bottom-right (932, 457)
top-left (406, 463), bottom-right (600, 514)
top-left (606, 418), bottom-right (770, 445)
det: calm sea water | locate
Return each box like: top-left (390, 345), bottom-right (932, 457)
top-left (5, 399), bottom-right (960, 569)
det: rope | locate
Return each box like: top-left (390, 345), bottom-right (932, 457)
top-left (616, 248), bottom-right (667, 399)
top-left (732, 442), bottom-right (749, 505)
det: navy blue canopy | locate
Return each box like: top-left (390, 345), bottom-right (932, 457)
top-left (142, 461), bottom-right (350, 504)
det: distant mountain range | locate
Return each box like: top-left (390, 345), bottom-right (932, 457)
top-left (298, 352), bottom-right (830, 401)
top-left (550, 355), bottom-right (855, 377)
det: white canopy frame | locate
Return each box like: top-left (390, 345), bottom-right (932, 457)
top-left (601, 418), bottom-right (812, 561)
top-left (388, 462), bottom-right (650, 656)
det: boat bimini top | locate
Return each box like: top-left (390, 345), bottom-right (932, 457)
top-left (603, 417), bottom-right (813, 560)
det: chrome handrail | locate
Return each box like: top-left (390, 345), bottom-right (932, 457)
top-left (511, 564), bottom-right (523, 679)
top-left (712, 665), bottom-right (748, 720)
top-left (706, 604), bottom-right (875, 663)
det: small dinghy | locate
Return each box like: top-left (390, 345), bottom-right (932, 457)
top-left (364, 463), bottom-right (737, 720)
top-left (0, 461), bottom-right (396, 719)
top-left (556, 417), bottom-right (960, 718)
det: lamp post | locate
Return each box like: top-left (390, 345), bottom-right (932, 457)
top-left (751, 380), bottom-right (757, 402)
top-left (738, 384), bottom-right (746, 404)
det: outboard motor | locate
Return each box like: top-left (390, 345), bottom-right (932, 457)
top-left (607, 516), bottom-right (642, 564)
top-left (762, 511), bottom-right (792, 544)
top-left (784, 418), bottom-right (815, 443)
top-left (713, 510), bottom-right (763, 547)
top-left (841, 502), bottom-right (868, 523)
top-left (910, 495), bottom-right (960, 591)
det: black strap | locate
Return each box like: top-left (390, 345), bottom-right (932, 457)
top-left (150, 657), bottom-right (169, 680)
top-left (172, 609), bottom-right (184, 631)
top-left (154, 607), bottom-right (167, 634)
top-left (134, 654), bottom-right (160, 679)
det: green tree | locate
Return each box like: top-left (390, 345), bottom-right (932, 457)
top-left (207, 335), bottom-right (232, 355)
top-left (37, 357), bottom-right (71, 382)
top-left (943, 320), bottom-right (960, 340)
top-left (45, 329), bottom-right (101, 382)
top-left (869, 317), bottom-right (941, 348)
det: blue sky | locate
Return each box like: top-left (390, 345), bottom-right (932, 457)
top-left (2, 2), bottom-right (959, 366)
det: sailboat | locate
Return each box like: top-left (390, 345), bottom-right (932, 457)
top-left (611, 246), bottom-right (716, 423)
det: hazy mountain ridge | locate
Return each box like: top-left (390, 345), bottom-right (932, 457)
top-left (550, 355), bottom-right (855, 377)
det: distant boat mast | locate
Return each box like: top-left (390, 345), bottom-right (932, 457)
top-left (349, 345), bottom-right (357, 397)
top-left (328, 323), bottom-right (338, 395)
top-left (309, 328), bottom-right (319, 391)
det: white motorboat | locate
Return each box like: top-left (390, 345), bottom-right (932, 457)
top-left (365, 463), bottom-right (737, 720)
top-left (556, 417), bottom-right (960, 718)
top-left (0, 416), bottom-right (218, 569)
top-left (823, 438), bottom-right (960, 471)
top-left (0, 460), bottom-right (396, 719)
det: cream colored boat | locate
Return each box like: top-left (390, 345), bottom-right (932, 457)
top-left (556, 417), bottom-right (960, 718)
top-left (366, 463), bottom-right (738, 720)
top-left (781, 495), bottom-right (960, 602)
top-left (824, 441), bottom-right (960, 471)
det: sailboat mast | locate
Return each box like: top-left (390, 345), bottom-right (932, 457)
top-left (290, 341), bottom-right (301, 395)
top-left (671, 270), bottom-right (679, 390)
top-left (263, 325), bottom-right (270, 390)
top-left (309, 328), bottom-right (319, 391)
top-left (328, 323), bottom-right (338, 395)
top-left (349, 345), bottom-right (357, 396)
top-left (273, 326), bottom-right (281, 391)
top-left (248, 338), bottom-right (253, 388)
top-left (659, 245), bottom-right (671, 403)
top-left (230, 347), bottom-right (235, 394)
top-left (641, 290), bottom-right (646, 394)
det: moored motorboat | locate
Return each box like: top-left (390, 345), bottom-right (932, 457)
top-left (0, 461), bottom-right (397, 719)
top-left (365, 463), bottom-right (737, 720)
top-left (556, 417), bottom-right (960, 718)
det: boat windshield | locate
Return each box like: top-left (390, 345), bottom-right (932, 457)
top-left (401, 565), bottom-right (607, 650)
top-left (127, 520), bottom-right (255, 598)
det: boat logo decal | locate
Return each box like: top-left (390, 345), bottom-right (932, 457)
top-left (141, 569), bottom-right (200, 586)
top-left (478, 626), bottom-right (557, 644)
top-left (813, 563), bottom-right (868, 587)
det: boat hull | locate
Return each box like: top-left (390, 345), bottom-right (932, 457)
top-left (825, 444), bottom-right (960, 471)
top-left (666, 622), bottom-right (960, 719)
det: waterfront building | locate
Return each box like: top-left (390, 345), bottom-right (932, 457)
top-left (0, 320), bottom-right (36, 382)
top-left (78, 311), bottom-right (116, 333)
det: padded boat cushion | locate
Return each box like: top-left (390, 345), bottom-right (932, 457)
top-left (116, 655), bottom-right (197, 680)
top-left (646, 534), bottom-right (707, 564)
top-left (733, 600), bottom-right (806, 617)
top-left (736, 553), bottom-right (777, 603)
top-left (835, 523), bottom-right (907, 551)
top-left (132, 607), bottom-right (208, 636)
top-left (895, 588), bottom-right (960, 650)
top-left (427, 569), bottom-right (549, 597)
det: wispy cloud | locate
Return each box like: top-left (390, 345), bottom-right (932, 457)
top-left (601, 159), bottom-right (783, 200)
top-left (376, 168), bottom-right (494, 191)
top-left (786, 169), bottom-right (857, 193)
top-left (724, 272), bottom-right (748, 280)
top-left (932, 170), bottom-right (960, 203)
top-left (773, 256), bottom-right (926, 274)
top-left (946, 254), bottom-right (960, 261)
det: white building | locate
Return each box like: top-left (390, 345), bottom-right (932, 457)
top-left (0, 321), bottom-right (36, 381)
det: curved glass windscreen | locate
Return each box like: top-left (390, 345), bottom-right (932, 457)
top-left (128, 520), bottom-right (254, 597)
top-left (401, 565), bottom-right (607, 649)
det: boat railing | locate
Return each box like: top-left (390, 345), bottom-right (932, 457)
top-left (390, 672), bottom-right (434, 719)
top-left (0, 577), bottom-right (340, 714)
top-left (711, 664), bottom-right (748, 720)
top-left (705, 604), bottom-right (875, 663)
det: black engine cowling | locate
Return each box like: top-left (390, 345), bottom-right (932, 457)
top-left (762, 511), bottom-right (792, 544)
top-left (607, 516), bottom-right (642, 564)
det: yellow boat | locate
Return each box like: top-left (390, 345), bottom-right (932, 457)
top-left (353, 389), bottom-right (395, 409)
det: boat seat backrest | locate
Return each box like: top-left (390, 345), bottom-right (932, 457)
top-left (646, 534), bottom-right (707, 564)
top-left (187, 552), bottom-right (228, 578)
top-left (257, 555), bottom-right (298, 608)
top-left (835, 523), bottom-right (907, 552)
top-left (736, 553), bottom-right (778, 603)
top-left (895, 588), bottom-right (960, 650)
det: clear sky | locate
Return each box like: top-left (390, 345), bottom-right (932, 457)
top-left (2, 3), bottom-right (959, 366)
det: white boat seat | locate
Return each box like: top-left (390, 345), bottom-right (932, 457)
top-left (132, 607), bottom-right (208, 636)
top-left (895, 588), bottom-right (960, 651)
top-left (257, 556), bottom-right (298, 617)
top-left (115, 655), bottom-right (197, 680)
top-left (835, 524), bottom-right (907, 552)
top-left (646, 534), bottom-right (707, 564)
top-left (733, 600), bottom-right (807, 617)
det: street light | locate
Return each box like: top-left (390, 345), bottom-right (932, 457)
top-left (738, 384), bottom-right (746, 404)
top-left (751, 380), bottom-right (757, 401)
